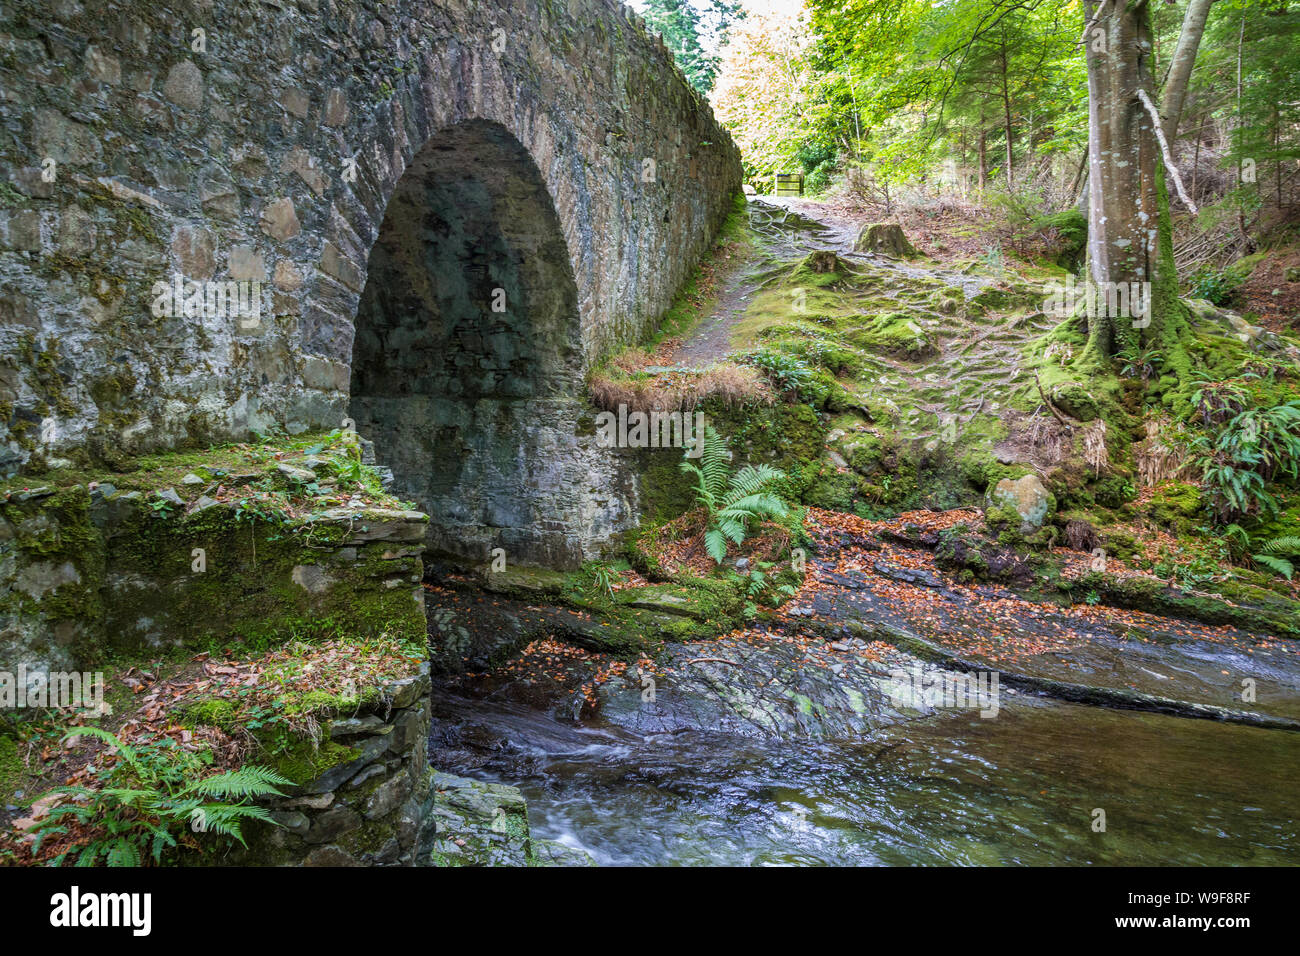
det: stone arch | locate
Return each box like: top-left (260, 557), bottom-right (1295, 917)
top-left (347, 118), bottom-right (597, 567)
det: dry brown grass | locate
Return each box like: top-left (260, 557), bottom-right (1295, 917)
top-left (1082, 418), bottom-right (1109, 476)
top-left (1135, 418), bottom-right (1192, 488)
top-left (589, 362), bottom-right (772, 413)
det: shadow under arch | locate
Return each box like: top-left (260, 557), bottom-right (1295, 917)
top-left (348, 119), bottom-right (614, 569)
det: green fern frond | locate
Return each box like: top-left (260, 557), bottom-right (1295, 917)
top-left (1253, 553), bottom-right (1294, 580)
top-left (187, 766), bottom-right (292, 799)
top-left (682, 426), bottom-right (792, 564)
top-left (106, 840), bottom-right (141, 867)
top-left (1260, 536), bottom-right (1300, 555)
top-left (704, 528), bottom-right (729, 563)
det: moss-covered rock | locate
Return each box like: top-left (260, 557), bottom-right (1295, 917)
top-left (1148, 481), bottom-right (1204, 533)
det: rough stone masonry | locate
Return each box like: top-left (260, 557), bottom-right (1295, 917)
top-left (0, 0), bottom-right (742, 566)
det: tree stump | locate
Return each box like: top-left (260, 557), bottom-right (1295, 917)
top-left (854, 223), bottom-right (917, 258)
top-left (804, 250), bottom-right (844, 273)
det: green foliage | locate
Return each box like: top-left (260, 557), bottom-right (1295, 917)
top-left (795, 0), bottom-right (1085, 194)
top-left (1187, 266), bottom-right (1243, 307)
top-left (1115, 343), bottom-right (1164, 385)
top-left (28, 727), bottom-right (290, 866)
top-left (585, 563), bottom-right (617, 600)
top-left (642, 0), bottom-right (743, 94)
top-left (741, 348), bottom-right (825, 404)
top-left (1190, 394), bottom-right (1300, 523)
top-left (679, 427), bottom-right (790, 563)
top-left (1253, 536), bottom-right (1300, 580)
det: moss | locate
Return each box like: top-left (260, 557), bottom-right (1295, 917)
top-left (1149, 481), bottom-right (1203, 532)
top-left (958, 453), bottom-right (1030, 493)
top-left (0, 486), bottom-right (107, 665)
top-left (180, 698), bottom-right (240, 732)
top-left (98, 496), bottom-right (425, 658)
top-left (255, 728), bottom-right (360, 787)
top-left (339, 817), bottom-right (397, 857)
top-left (1250, 495), bottom-right (1300, 548)
top-left (1067, 570), bottom-right (1300, 638)
top-left (0, 734), bottom-right (24, 803)
top-left (846, 311), bottom-right (936, 360)
top-left (1048, 381), bottom-right (1101, 422)
top-left (2, 434), bottom-right (425, 669)
top-left (966, 284), bottom-right (1042, 316)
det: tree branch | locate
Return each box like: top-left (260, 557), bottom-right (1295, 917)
top-left (1136, 87), bottom-right (1198, 213)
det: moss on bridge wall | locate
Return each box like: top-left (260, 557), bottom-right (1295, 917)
top-left (0, 433), bottom-right (427, 675)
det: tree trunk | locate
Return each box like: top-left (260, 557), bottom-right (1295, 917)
top-left (1159, 0), bottom-right (1215, 142)
top-left (1275, 102), bottom-right (1283, 209)
top-left (1070, 145), bottom-right (1089, 203)
top-left (999, 38), bottom-right (1014, 191)
top-left (1083, 0), bottom-right (1160, 360)
top-left (1191, 110), bottom-right (1202, 198)
top-left (978, 127), bottom-right (987, 192)
top-left (1235, 13), bottom-right (1249, 246)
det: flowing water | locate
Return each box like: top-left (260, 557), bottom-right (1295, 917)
top-left (423, 200), bottom-right (1300, 866)
top-left (428, 676), bottom-right (1300, 866)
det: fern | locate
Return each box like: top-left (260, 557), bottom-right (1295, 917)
top-left (28, 728), bottom-right (292, 866)
top-left (1253, 536), bottom-right (1300, 580)
top-left (1253, 553), bottom-right (1295, 580)
top-left (681, 427), bottom-right (790, 563)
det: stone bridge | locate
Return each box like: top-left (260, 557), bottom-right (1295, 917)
top-left (0, 0), bottom-right (741, 566)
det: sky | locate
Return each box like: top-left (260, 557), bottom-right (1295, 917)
top-left (626, 0), bottom-right (808, 55)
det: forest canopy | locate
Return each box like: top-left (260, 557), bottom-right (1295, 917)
top-left (707, 0), bottom-right (1299, 242)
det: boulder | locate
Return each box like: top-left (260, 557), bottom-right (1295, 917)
top-left (986, 473), bottom-right (1054, 534)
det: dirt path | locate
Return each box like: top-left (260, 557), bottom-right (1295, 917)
top-left (667, 271), bottom-right (760, 369)
top-left (666, 198), bottom-right (852, 369)
top-left (665, 197), bottom-right (991, 374)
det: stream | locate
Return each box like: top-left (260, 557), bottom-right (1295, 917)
top-left (422, 202), bottom-right (1300, 867)
top-left (425, 525), bottom-right (1300, 866)
top-left (427, 675), bottom-right (1300, 866)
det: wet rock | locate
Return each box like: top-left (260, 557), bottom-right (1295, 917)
top-left (532, 839), bottom-right (597, 866)
top-left (872, 561), bottom-right (944, 588)
top-left (934, 529), bottom-right (1035, 586)
top-left (883, 523), bottom-right (940, 548)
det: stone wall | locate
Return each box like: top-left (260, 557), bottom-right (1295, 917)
top-left (0, 479), bottom-right (428, 678)
top-left (216, 668), bottom-right (591, 867)
top-left (229, 665), bottom-right (436, 867)
top-left (0, 0), bottom-right (742, 518)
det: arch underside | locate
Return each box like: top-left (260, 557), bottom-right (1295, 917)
top-left (348, 120), bottom-right (632, 568)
